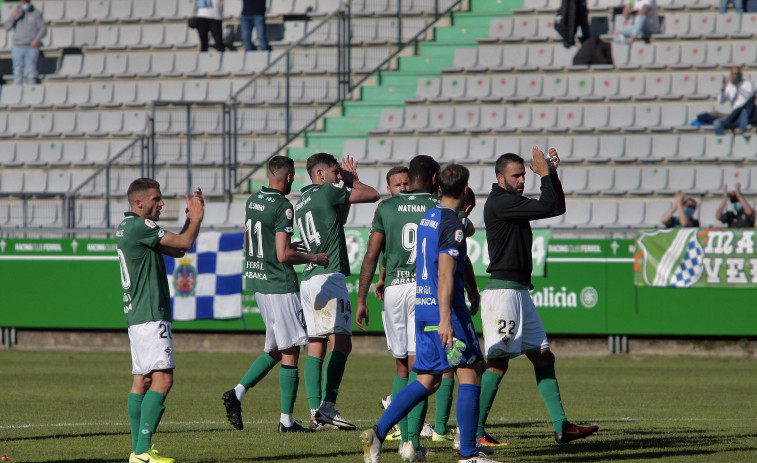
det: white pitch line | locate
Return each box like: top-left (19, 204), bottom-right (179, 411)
top-left (3, 417), bottom-right (756, 430)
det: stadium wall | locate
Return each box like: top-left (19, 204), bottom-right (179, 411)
top-left (1, 235), bottom-right (755, 336)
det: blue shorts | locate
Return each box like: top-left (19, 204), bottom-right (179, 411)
top-left (413, 312), bottom-right (483, 375)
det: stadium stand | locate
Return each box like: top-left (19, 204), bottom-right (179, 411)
top-left (0, 0), bottom-right (751, 233)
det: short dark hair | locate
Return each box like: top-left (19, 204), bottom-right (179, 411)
top-left (408, 155), bottom-right (440, 183)
top-left (306, 152), bottom-right (338, 180)
top-left (439, 164), bottom-right (469, 199)
top-left (495, 153), bottom-right (524, 177)
top-left (385, 165), bottom-right (409, 184)
top-left (268, 155), bottom-right (294, 175)
top-left (127, 178), bottom-right (160, 203)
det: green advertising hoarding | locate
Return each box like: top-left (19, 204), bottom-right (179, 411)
top-left (1, 233), bottom-right (756, 336)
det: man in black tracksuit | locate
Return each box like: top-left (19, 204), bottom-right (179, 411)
top-left (474, 147), bottom-right (599, 447)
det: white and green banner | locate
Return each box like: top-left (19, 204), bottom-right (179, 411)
top-left (635, 228), bottom-right (757, 288)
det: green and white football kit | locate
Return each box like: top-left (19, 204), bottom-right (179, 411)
top-left (371, 190), bottom-right (440, 358)
top-left (244, 187), bottom-right (308, 351)
top-left (295, 182), bottom-right (353, 337)
top-left (117, 212), bottom-right (174, 375)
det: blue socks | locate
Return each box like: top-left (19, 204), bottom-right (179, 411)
top-left (457, 383), bottom-right (481, 458)
top-left (377, 381), bottom-right (429, 439)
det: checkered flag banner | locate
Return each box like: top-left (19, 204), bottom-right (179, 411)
top-left (637, 228), bottom-right (704, 288)
top-left (670, 237), bottom-right (705, 288)
top-left (164, 231), bottom-right (244, 321)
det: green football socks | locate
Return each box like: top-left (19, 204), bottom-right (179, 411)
top-left (240, 353), bottom-right (277, 390)
top-left (477, 370), bottom-right (504, 438)
top-left (134, 390), bottom-right (166, 455)
top-left (435, 376), bottom-right (455, 435)
top-left (322, 350), bottom-right (348, 404)
top-left (535, 364), bottom-right (567, 432)
top-left (305, 355), bottom-right (324, 410)
top-left (279, 365), bottom-right (299, 414)
top-left (406, 371), bottom-right (428, 449)
top-left (392, 374), bottom-right (409, 441)
top-left (127, 392), bottom-right (144, 452)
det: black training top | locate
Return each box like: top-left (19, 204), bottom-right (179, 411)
top-left (483, 174), bottom-right (566, 286)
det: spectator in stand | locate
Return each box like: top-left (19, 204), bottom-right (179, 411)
top-left (195, 0), bottom-right (224, 52)
top-left (612, 0), bottom-right (659, 45)
top-left (720, 0), bottom-right (744, 13)
top-left (662, 193), bottom-right (700, 228)
top-left (714, 66), bottom-right (756, 135)
top-left (716, 184), bottom-right (755, 228)
top-left (3, 0), bottom-right (46, 85)
top-left (240, 0), bottom-right (270, 51)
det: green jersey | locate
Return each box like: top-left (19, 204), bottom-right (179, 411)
top-left (244, 187), bottom-right (299, 294)
top-left (295, 182), bottom-right (352, 280)
top-left (371, 190), bottom-right (440, 287)
top-left (116, 212), bottom-right (171, 327)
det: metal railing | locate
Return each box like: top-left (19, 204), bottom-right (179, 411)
top-left (1, 0), bottom-right (464, 236)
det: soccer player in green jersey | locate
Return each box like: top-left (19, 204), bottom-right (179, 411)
top-left (373, 166), bottom-right (410, 301)
top-left (117, 178), bottom-right (204, 463)
top-left (222, 156), bottom-right (329, 433)
top-left (295, 152), bottom-right (379, 430)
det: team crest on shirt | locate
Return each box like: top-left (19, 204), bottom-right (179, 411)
top-left (144, 219), bottom-right (157, 229)
top-left (285, 208), bottom-right (293, 220)
top-left (173, 257), bottom-right (197, 297)
top-left (454, 229), bottom-right (464, 242)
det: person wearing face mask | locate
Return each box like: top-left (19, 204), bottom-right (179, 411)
top-left (662, 193), bottom-right (700, 228)
top-left (2, 0), bottom-right (46, 85)
top-left (714, 66), bottom-right (756, 135)
top-left (716, 183), bottom-right (755, 228)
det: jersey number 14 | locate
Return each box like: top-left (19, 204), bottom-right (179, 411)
top-left (296, 211), bottom-right (322, 252)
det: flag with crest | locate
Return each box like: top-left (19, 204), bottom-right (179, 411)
top-left (636, 228), bottom-right (704, 288)
top-left (164, 231), bottom-right (244, 320)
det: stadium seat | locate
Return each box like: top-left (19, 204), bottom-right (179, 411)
top-left (466, 137), bottom-right (496, 163)
top-left (441, 137), bottom-right (469, 163)
top-left (616, 200), bottom-right (646, 228)
top-left (554, 201), bottom-right (591, 228)
top-left (586, 166), bottom-right (615, 194)
top-left (616, 73), bottom-right (645, 100)
top-left (592, 201), bottom-right (619, 228)
top-left (593, 74), bottom-right (619, 100)
top-left (561, 167), bottom-right (590, 195)
top-left (610, 166), bottom-right (642, 195)
top-left (364, 137), bottom-right (392, 163)
top-left (693, 165), bottom-right (724, 195)
top-left (661, 166), bottom-right (696, 194)
top-left (640, 166), bottom-right (668, 194)
top-left (455, 105), bottom-right (481, 132)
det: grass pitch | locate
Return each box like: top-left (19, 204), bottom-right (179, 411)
top-left (1, 349), bottom-right (756, 462)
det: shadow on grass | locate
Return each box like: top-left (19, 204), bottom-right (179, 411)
top-left (4, 426), bottom-right (217, 443)
top-left (486, 422), bottom-right (731, 461)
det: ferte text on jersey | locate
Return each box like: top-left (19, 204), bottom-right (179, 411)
top-left (390, 270), bottom-right (415, 286)
top-left (245, 261), bottom-right (267, 280)
top-left (415, 284), bottom-right (437, 305)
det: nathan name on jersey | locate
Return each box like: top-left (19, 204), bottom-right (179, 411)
top-left (371, 190), bottom-right (440, 287)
